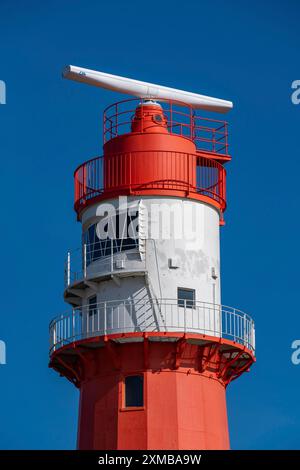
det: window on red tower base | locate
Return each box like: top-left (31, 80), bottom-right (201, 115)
top-left (124, 375), bottom-right (144, 408)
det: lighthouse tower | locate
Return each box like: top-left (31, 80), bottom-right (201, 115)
top-left (49, 67), bottom-right (255, 450)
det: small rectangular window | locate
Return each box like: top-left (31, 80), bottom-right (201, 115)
top-left (125, 375), bottom-right (144, 407)
top-left (88, 295), bottom-right (97, 316)
top-left (178, 288), bottom-right (195, 309)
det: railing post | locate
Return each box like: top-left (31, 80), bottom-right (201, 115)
top-left (53, 324), bottom-right (56, 352)
top-left (184, 300), bottom-right (187, 332)
top-left (222, 167), bottom-right (226, 205)
top-left (83, 163), bottom-right (86, 201)
top-left (244, 313), bottom-right (247, 347)
top-left (80, 307), bottom-right (83, 339)
top-left (83, 243), bottom-right (87, 278)
top-left (225, 122), bottom-right (228, 154)
top-left (72, 309), bottom-right (75, 341)
top-left (103, 107), bottom-right (105, 144)
top-left (213, 299), bottom-right (216, 336)
top-left (129, 152), bottom-right (132, 193)
top-left (60, 314), bottom-right (64, 347)
top-left (92, 304), bottom-right (95, 333)
top-left (111, 239), bottom-right (114, 273)
top-left (67, 251), bottom-right (71, 287)
top-left (116, 102), bottom-right (118, 138)
top-left (74, 171), bottom-right (78, 208)
top-left (86, 307), bottom-right (89, 335)
top-left (104, 302), bottom-right (107, 335)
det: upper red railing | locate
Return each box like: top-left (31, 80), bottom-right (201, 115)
top-left (103, 98), bottom-right (229, 156)
top-left (74, 151), bottom-right (226, 215)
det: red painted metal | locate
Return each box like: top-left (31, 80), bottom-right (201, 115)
top-left (74, 151), bottom-right (226, 215)
top-left (50, 331), bottom-right (255, 387)
top-left (103, 98), bottom-right (229, 156)
top-left (73, 99), bottom-right (229, 218)
top-left (50, 332), bottom-right (255, 450)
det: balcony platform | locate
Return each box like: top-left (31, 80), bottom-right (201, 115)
top-left (50, 298), bottom-right (255, 354)
top-left (49, 330), bottom-right (255, 388)
top-left (64, 246), bottom-right (147, 304)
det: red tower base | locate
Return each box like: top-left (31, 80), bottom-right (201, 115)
top-left (50, 333), bottom-right (254, 450)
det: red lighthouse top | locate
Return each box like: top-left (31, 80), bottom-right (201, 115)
top-left (130, 101), bottom-right (169, 134)
top-left (74, 98), bottom-right (230, 219)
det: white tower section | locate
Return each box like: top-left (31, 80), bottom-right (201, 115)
top-left (66, 196), bottom-right (221, 337)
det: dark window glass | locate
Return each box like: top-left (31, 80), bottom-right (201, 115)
top-left (125, 375), bottom-right (144, 407)
top-left (83, 211), bottom-right (139, 267)
top-left (178, 288), bottom-right (195, 309)
top-left (88, 296), bottom-right (97, 316)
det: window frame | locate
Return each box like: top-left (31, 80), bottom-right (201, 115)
top-left (177, 287), bottom-right (196, 309)
top-left (120, 373), bottom-right (145, 411)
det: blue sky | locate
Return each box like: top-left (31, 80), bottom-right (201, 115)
top-left (0, 0), bottom-right (299, 449)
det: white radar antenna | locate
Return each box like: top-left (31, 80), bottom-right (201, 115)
top-left (63, 65), bottom-right (233, 114)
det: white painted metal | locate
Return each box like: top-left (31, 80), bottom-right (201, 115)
top-left (49, 299), bottom-right (255, 353)
top-left (63, 65), bottom-right (233, 113)
top-left (64, 242), bottom-right (148, 286)
top-left (83, 243), bottom-right (87, 278)
top-left (79, 197), bottom-right (221, 307)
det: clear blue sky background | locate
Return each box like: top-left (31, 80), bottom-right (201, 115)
top-left (0, 0), bottom-right (299, 450)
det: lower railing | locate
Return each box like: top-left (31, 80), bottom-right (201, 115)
top-left (49, 299), bottom-right (255, 354)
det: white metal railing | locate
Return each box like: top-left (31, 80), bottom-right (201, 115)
top-left (64, 239), bottom-right (146, 287)
top-left (49, 299), bottom-right (255, 354)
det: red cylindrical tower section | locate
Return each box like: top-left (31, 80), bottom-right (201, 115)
top-left (50, 332), bottom-right (254, 450)
top-left (74, 99), bottom-right (228, 217)
top-left (77, 342), bottom-right (230, 450)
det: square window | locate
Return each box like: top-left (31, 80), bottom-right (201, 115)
top-left (178, 288), bottom-right (195, 309)
top-left (124, 375), bottom-right (144, 407)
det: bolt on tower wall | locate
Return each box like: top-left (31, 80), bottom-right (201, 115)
top-left (49, 69), bottom-right (255, 450)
